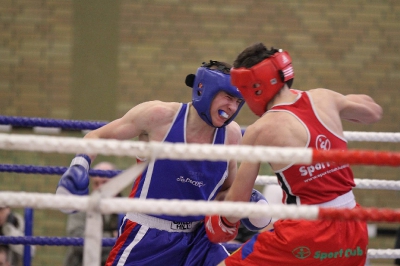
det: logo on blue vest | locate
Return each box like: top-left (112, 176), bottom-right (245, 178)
top-left (176, 176), bottom-right (206, 187)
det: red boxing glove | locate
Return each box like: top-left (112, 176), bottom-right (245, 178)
top-left (205, 215), bottom-right (240, 243)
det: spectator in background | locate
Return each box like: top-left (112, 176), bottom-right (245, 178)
top-left (0, 206), bottom-right (35, 266)
top-left (63, 162), bottom-right (121, 266)
top-left (0, 245), bottom-right (11, 266)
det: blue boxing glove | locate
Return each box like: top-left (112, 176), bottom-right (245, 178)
top-left (56, 154), bottom-right (91, 197)
top-left (241, 189), bottom-right (272, 231)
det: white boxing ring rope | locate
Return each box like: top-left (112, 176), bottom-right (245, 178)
top-left (1, 132), bottom-right (400, 265)
top-left (343, 131), bottom-right (400, 142)
top-left (0, 133), bottom-right (314, 164)
top-left (256, 175), bottom-right (400, 190)
top-left (0, 192), bottom-right (321, 220)
top-left (2, 132), bottom-right (400, 164)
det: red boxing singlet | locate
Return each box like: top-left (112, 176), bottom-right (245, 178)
top-left (269, 91), bottom-right (355, 205)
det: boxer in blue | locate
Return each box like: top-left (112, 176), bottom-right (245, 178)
top-left (56, 61), bottom-right (266, 266)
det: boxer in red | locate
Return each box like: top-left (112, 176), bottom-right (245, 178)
top-left (205, 42), bottom-right (383, 266)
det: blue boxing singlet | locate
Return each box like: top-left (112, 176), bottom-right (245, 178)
top-left (128, 103), bottom-right (228, 222)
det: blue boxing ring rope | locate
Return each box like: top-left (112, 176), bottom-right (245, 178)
top-left (0, 115), bottom-right (107, 131)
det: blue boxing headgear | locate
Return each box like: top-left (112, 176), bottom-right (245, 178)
top-left (185, 60), bottom-right (245, 128)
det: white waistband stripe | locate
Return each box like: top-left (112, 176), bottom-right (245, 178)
top-left (311, 190), bottom-right (356, 209)
top-left (126, 212), bottom-right (201, 233)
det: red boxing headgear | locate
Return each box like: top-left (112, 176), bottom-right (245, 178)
top-left (231, 50), bottom-right (294, 116)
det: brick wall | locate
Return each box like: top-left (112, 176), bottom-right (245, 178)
top-left (0, 1), bottom-right (399, 265)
